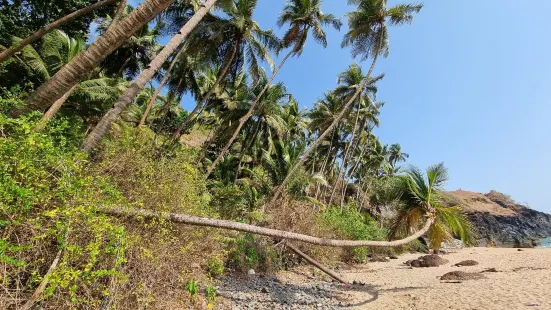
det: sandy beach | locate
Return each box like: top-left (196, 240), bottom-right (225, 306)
top-left (340, 247), bottom-right (551, 309)
top-left (219, 247), bottom-right (551, 309)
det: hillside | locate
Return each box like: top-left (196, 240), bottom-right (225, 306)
top-left (445, 190), bottom-right (551, 247)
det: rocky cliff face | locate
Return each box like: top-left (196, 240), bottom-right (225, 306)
top-left (445, 190), bottom-right (551, 248)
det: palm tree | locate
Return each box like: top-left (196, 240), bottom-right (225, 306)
top-left (0, 0), bottom-right (120, 64)
top-left (171, 0), bottom-right (280, 139)
top-left (81, 0), bottom-right (218, 153)
top-left (205, 0), bottom-right (342, 177)
top-left (272, 0), bottom-right (422, 203)
top-left (14, 0), bottom-right (179, 117)
top-left (98, 5), bottom-right (162, 78)
top-left (389, 163), bottom-right (476, 252)
top-left (387, 143), bottom-right (409, 174)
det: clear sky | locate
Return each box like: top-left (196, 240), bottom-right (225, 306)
top-left (127, 0), bottom-right (551, 213)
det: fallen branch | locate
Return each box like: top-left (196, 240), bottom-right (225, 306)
top-left (21, 249), bottom-right (63, 310)
top-left (284, 242), bottom-right (349, 285)
top-left (100, 206), bottom-right (433, 247)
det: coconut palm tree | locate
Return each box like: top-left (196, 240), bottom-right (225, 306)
top-left (205, 0), bottom-right (342, 177)
top-left (272, 0), bottom-right (422, 203)
top-left (389, 163), bottom-right (476, 252)
top-left (171, 0), bottom-right (280, 139)
top-left (0, 0), bottom-right (120, 63)
top-left (81, 0), bottom-right (218, 153)
top-left (388, 143), bottom-right (409, 174)
top-left (15, 0), bottom-right (179, 117)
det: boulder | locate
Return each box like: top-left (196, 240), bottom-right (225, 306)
top-left (405, 255), bottom-right (449, 268)
top-left (440, 271), bottom-right (486, 281)
top-left (453, 260), bottom-right (479, 267)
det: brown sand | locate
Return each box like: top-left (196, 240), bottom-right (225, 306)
top-left (342, 247), bottom-right (551, 309)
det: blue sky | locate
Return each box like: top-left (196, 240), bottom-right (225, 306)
top-left (126, 0), bottom-right (551, 213)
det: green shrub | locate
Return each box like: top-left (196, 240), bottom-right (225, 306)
top-left (206, 257), bottom-right (225, 278)
top-left (320, 206), bottom-right (388, 262)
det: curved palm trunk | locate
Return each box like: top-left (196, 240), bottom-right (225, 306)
top-left (101, 205), bottom-right (434, 247)
top-left (171, 40), bottom-right (240, 140)
top-left (139, 46), bottom-right (184, 127)
top-left (36, 85), bottom-right (77, 130)
top-left (205, 50), bottom-right (294, 178)
top-left (0, 0), bottom-right (119, 64)
top-left (82, 0), bottom-right (218, 153)
top-left (270, 35), bottom-right (384, 204)
top-left (11, 0), bottom-right (176, 117)
top-left (234, 118), bottom-right (262, 182)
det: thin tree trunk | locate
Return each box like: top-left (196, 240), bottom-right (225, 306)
top-left (12, 0), bottom-right (177, 117)
top-left (234, 118), bottom-right (261, 182)
top-left (100, 205), bottom-right (434, 247)
top-left (284, 242), bottom-right (349, 285)
top-left (171, 40), bottom-right (240, 140)
top-left (106, 0), bottom-right (127, 32)
top-left (205, 50), bottom-right (294, 178)
top-left (330, 99), bottom-right (361, 206)
top-left (270, 34), bottom-right (384, 204)
top-left (139, 46), bottom-right (184, 127)
top-left (0, 0), bottom-right (119, 64)
top-left (20, 249), bottom-right (63, 310)
top-left (36, 85), bottom-right (77, 130)
top-left (82, 0), bottom-right (218, 153)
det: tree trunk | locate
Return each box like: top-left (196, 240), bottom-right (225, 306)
top-left (284, 242), bottom-right (349, 285)
top-left (36, 85), bottom-right (77, 130)
top-left (171, 39), bottom-right (240, 140)
top-left (100, 205), bottom-right (434, 247)
top-left (0, 0), bottom-right (119, 64)
top-left (205, 50), bottom-right (294, 178)
top-left (138, 46), bottom-right (184, 127)
top-left (234, 118), bottom-right (261, 182)
top-left (106, 0), bottom-right (127, 32)
top-left (270, 34), bottom-right (384, 204)
top-left (12, 0), bottom-right (177, 117)
top-left (81, 0), bottom-right (218, 153)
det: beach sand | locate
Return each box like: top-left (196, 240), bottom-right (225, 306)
top-left (340, 247), bottom-right (551, 309)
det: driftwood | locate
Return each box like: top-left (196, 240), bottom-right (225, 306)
top-left (100, 206), bottom-right (433, 247)
top-left (21, 249), bottom-right (63, 310)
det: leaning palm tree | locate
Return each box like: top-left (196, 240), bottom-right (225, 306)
top-left (389, 163), bottom-right (476, 252)
top-left (81, 0), bottom-right (218, 153)
top-left (0, 0), bottom-right (121, 63)
top-left (205, 0), bottom-right (342, 177)
top-left (171, 0), bottom-right (280, 139)
top-left (15, 0), bottom-right (179, 117)
top-left (272, 0), bottom-right (423, 202)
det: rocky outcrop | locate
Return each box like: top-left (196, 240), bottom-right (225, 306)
top-left (446, 190), bottom-right (551, 248)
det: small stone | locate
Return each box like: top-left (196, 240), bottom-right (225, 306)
top-left (389, 255), bottom-right (399, 259)
top-left (261, 287), bottom-right (269, 293)
top-left (517, 249), bottom-right (524, 251)
top-left (248, 269), bottom-right (256, 275)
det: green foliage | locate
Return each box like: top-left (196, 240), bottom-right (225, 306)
top-left (205, 285), bottom-right (217, 302)
top-left (184, 279), bottom-right (199, 301)
top-left (320, 206), bottom-right (387, 262)
top-left (206, 257), bottom-right (225, 278)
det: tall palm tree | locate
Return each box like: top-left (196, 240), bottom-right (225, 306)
top-left (272, 0), bottom-right (422, 202)
top-left (388, 143), bottom-right (409, 174)
top-left (389, 163), bottom-right (476, 252)
top-left (171, 0), bottom-right (280, 139)
top-left (205, 0), bottom-right (342, 177)
top-left (0, 0), bottom-right (120, 63)
top-left (81, 0), bottom-right (218, 153)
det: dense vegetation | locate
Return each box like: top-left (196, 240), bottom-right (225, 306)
top-left (0, 0), bottom-right (475, 308)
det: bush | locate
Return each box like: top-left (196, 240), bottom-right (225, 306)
top-left (206, 257), bottom-right (225, 278)
top-left (320, 206), bottom-right (388, 262)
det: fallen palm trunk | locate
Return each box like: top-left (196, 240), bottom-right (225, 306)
top-left (99, 206), bottom-right (433, 247)
top-left (284, 242), bottom-right (349, 285)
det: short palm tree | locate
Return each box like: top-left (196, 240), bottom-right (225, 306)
top-left (273, 0), bottom-right (422, 202)
top-left (390, 163), bottom-right (476, 252)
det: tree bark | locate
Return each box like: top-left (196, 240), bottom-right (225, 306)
top-left (270, 34), bottom-right (384, 204)
top-left (0, 0), bottom-right (119, 64)
top-left (100, 205), bottom-right (434, 247)
top-left (36, 85), bottom-right (77, 130)
top-left (12, 0), bottom-right (177, 117)
top-left (138, 46), bottom-right (184, 127)
top-left (284, 242), bottom-right (349, 285)
top-left (171, 39), bottom-right (240, 140)
top-left (205, 50), bottom-right (294, 178)
top-left (81, 0), bottom-right (218, 153)
top-left (106, 0), bottom-right (127, 32)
